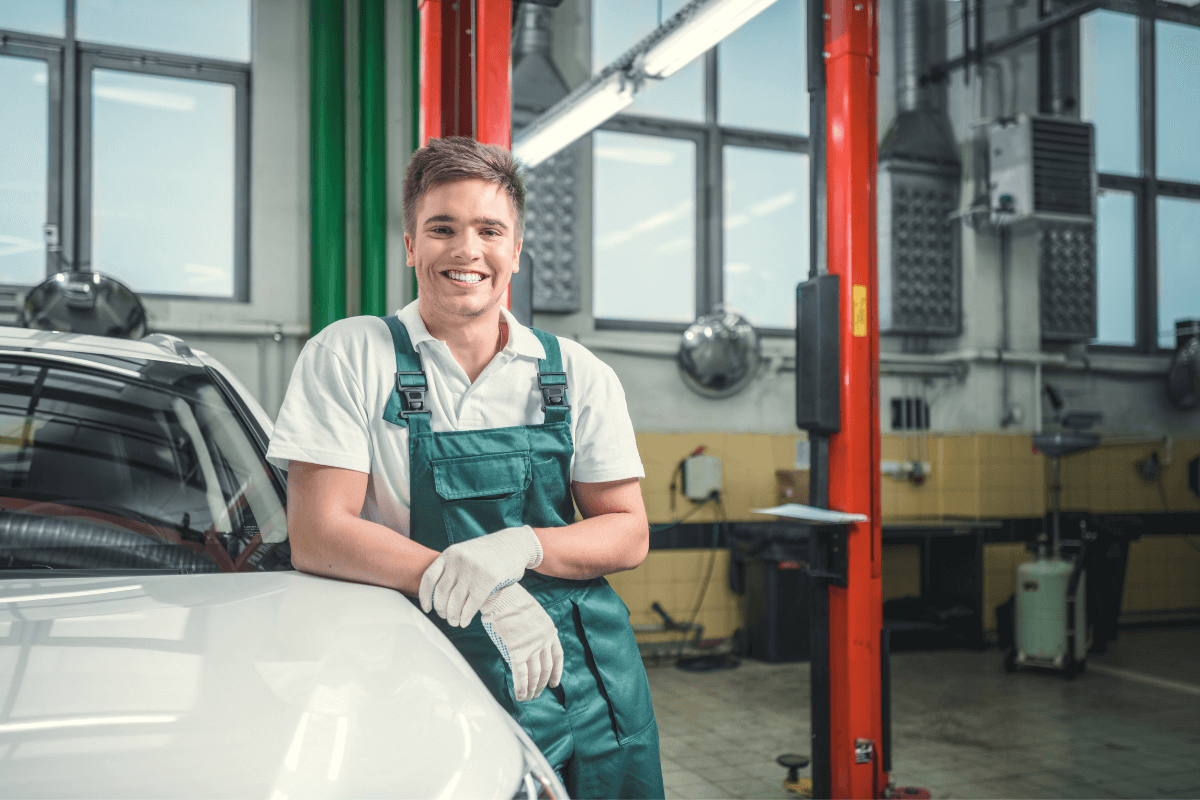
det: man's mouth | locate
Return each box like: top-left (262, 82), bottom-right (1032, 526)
top-left (444, 269), bottom-right (486, 284)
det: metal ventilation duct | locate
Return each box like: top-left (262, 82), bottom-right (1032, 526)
top-left (878, 0), bottom-right (962, 337)
top-left (512, 4), bottom-right (580, 314)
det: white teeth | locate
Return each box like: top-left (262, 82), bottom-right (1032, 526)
top-left (446, 270), bottom-right (484, 283)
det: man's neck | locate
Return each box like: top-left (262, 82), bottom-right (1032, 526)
top-left (419, 303), bottom-right (508, 383)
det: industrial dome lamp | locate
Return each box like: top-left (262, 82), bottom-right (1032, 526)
top-left (19, 271), bottom-right (148, 340)
top-left (1166, 319), bottom-right (1200, 412)
top-left (677, 307), bottom-right (761, 399)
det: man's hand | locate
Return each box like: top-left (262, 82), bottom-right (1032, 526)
top-left (419, 525), bottom-right (543, 628)
top-left (479, 583), bottom-right (563, 702)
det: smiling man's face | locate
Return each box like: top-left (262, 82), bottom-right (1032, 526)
top-left (405, 178), bottom-right (521, 328)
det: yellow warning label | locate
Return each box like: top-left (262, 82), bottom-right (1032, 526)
top-left (852, 284), bottom-right (868, 337)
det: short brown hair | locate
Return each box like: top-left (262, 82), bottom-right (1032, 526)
top-left (402, 136), bottom-right (526, 238)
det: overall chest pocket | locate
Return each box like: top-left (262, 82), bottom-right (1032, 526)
top-left (431, 452), bottom-right (531, 545)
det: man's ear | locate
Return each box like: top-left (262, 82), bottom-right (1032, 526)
top-left (404, 233), bottom-right (416, 267)
top-left (512, 237), bottom-right (523, 271)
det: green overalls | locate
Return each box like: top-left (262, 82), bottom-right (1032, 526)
top-left (380, 316), bottom-right (664, 800)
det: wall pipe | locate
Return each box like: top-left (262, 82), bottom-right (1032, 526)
top-left (310, 0), bottom-right (347, 335)
top-left (360, 0), bottom-right (388, 316)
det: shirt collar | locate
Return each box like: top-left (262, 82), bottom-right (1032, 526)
top-left (395, 300), bottom-right (547, 362)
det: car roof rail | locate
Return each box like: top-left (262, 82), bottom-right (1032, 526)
top-left (142, 333), bottom-right (195, 359)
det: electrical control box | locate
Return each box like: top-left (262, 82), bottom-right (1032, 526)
top-left (987, 115), bottom-right (1094, 224)
top-left (682, 454), bottom-right (722, 501)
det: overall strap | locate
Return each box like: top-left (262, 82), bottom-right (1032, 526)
top-left (380, 315), bottom-right (430, 432)
top-left (530, 327), bottom-right (570, 425)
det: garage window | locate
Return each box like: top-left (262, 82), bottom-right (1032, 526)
top-left (0, 0), bottom-right (250, 300)
top-left (591, 0), bottom-right (810, 335)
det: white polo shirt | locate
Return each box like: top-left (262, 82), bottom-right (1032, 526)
top-left (266, 301), bottom-right (645, 537)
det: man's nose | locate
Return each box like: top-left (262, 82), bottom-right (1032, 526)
top-left (452, 230), bottom-right (483, 261)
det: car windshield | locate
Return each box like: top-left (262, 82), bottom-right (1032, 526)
top-left (0, 356), bottom-right (290, 574)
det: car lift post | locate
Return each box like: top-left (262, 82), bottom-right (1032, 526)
top-left (824, 0), bottom-right (885, 796)
top-left (415, 0), bottom-right (512, 304)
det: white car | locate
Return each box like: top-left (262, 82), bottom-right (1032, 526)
top-left (0, 328), bottom-right (565, 799)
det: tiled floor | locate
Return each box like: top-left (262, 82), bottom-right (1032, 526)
top-left (647, 627), bottom-right (1200, 799)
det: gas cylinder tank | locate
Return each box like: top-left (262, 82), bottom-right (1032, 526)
top-left (1015, 556), bottom-right (1074, 666)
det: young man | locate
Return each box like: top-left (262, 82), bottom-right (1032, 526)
top-left (267, 136), bottom-right (664, 799)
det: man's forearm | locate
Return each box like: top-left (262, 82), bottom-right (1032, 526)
top-left (532, 511), bottom-right (649, 581)
top-left (290, 515), bottom-right (440, 596)
top-left (287, 461), bottom-right (438, 596)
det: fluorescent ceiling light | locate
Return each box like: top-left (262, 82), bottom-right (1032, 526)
top-left (639, 0), bottom-right (780, 79)
top-left (513, 71), bottom-right (634, 167)
top-left (513, 0), bottom-right (780, 168)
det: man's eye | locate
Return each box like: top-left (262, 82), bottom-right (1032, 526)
top-left (431, 227), bottom-right (453, 235)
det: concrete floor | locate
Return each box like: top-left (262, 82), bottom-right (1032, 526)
top-left (647, 626), bottom-right (1200, 799)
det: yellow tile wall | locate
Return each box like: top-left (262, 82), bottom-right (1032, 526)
top-left (606, 549), bottom-right (741, 644)
top-left (1054, 440), bottom-right (1200, 515)
top-left (628, 432), bottom-right (1200, 641)
top-left (636, 432), bottom-right (803, 524)
top-left (1120, 535), bottom-right (1200, 613)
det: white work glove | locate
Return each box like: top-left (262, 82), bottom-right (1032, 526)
top-left (419, 525), bottom-right (543, 628)
top-left (480, 583), bottom-right (564, 702)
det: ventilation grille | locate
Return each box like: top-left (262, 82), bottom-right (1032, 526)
top-left (879, 169), bottom-right (961, 336)
top-left (1040, 222), bottom-right (1096, 341)
top-left (1031, 118), bottom-right (1093, 216)
top-left (525, 150), bottom-right (580, 314)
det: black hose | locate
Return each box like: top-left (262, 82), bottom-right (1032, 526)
top-left (0, 510), bottom-right (218, 572)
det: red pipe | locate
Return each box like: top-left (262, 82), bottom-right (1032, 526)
top-left (416, 0), bottom-right (513, 308)
top-left (824, 0), bottom-right (884, 797)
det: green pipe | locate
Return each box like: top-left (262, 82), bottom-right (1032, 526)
top-left (310, 0), bottom-right (347, 335)
top-left (411, 0), bottom-right (421, 302)
top-left (360, 0), bottom-right (387, 316)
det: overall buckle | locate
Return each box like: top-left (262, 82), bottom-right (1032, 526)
top-left (538, 372), bottom-right (569, 412)
top-left (395, 371), bottom-right (431, 420)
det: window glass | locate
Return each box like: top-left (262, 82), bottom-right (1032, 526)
top-left (1157, 196), bottom-right (1200, 348)
top-left (0, 1), bottom-right (65, 37)
top-left (0, 360), bottom-right (289, 573)
top-left (91, 69), bottom-right (236, 297)
top-left (77, 0), bottom-right (251, 63)
top-left (1156, 20), bottom-right (1200, 184)
top-left (1080, 11), bottom-right (1140, 176)
top-left (719, 0), bottom-right (807, 135)
top-left (1093, 190), bottom-right (1137, 346)
top-left (593, 131), bottom-right (696, 323)
top-left (592, 0), bottom-right (702, 122)
top-left (0, 55), bottom-right (49, 285)
top-left (723, 147), bottom-right (808, 329)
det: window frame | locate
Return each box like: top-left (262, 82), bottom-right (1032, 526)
top-left (0, 4), bottom-right (251, 302)
top-left (592, 43), bottom-right (811, 337)
top-left (0, 37), bottom-right (64, 278)
top-left (77, 47), bottom-right (251, 301)
top-left (1085, 7), bottom-right (1200, 353)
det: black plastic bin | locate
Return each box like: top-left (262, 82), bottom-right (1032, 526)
top-left (730, 524), bottom-right (811, 663)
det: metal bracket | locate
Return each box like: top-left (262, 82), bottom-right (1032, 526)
top-left (395, 371), bottom-right (431, 420)
top-left (807, 524), bottom-right (848, 586)
top-left (538, 372), bottom-right (569, 412)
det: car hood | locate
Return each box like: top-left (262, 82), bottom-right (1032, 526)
top-left (0, 572), bottom-right (525, 798)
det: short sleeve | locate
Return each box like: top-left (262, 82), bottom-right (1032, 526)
top-left (568, 350), bottom-right (645, 484)
top-left (266, 338), bottom-right (372, 473)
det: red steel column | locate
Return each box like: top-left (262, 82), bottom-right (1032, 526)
top-left (417, 0), bottom-right (511, 145)
top-left (475, 0), bottom-right (512, 148)
top-left (416, 0), bottom-right (512, 306)
top-left (824, 0), bottom-right (884, 797)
